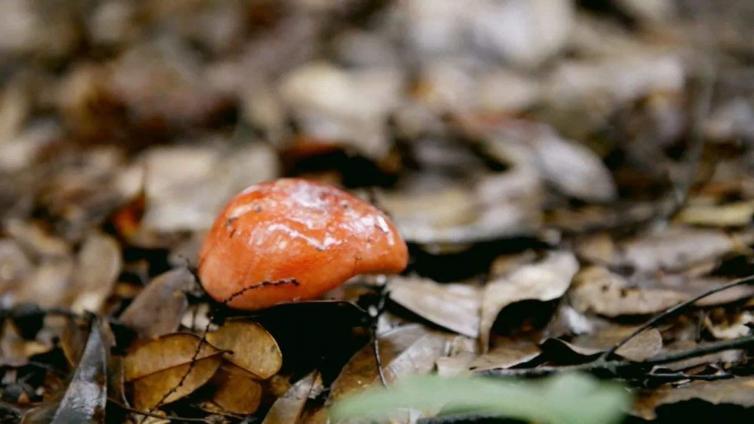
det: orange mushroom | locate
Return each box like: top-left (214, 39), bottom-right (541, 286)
top-left (198, 178), bottom-right (408, 310)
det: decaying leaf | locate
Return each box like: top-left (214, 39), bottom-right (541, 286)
top-left (263, 371), bottom-right (320, 424)
top-left (119, 268), bottom-right (194, 339)
top-left (207, 364), bottom-right (263, 415)
top-left (634, 377), bottom-right (754, 420)
top-left (132, 355), bottom-right (223, 411)
top-left (329, 325), bottom-right (449, 402)
top-left (388, 276), bottom-right (481, 338)
top-left (480, 251), bottom-right (579, 348)
top-left (205, 320), bottom-right (282, 379)
top-left (569, 266), bottom-right (688, 317)
top-left (123, 333), bottom-right (220, 382)
top-left (51, 319), bottom-right (107, 424)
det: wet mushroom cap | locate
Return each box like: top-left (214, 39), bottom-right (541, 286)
top-left (198, 178), bottom-right (408, 310)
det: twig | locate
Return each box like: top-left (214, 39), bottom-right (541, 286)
top-left (372, 285), bottom-right (390, 387)
top-left (659, 63), bottom-right (716, 220)
top-left (601, 274), bottom-right (754, 361)
top-left (480, 334), bottom-right (754, 380)
top-left (638, 335), bottom-right (754, 367)
top-left (109, 397), bottom-right (209, 423)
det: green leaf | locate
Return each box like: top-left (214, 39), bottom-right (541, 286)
top-left (330, 373), bottom-right (630, 424)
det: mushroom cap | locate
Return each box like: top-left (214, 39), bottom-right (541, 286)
top-left (198, 178), bottom-right (408, 310)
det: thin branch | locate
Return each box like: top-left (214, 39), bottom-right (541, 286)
top-left (601, 274), bottom-right (754, 361)
top-left (480, 334), bottom-right (754, 380)
top-left (109, 397), bottom-right (209, 423)
top-left (372, 286), bottom-right (390, 387)
top-left (639, 335), bottom-right (754, 367)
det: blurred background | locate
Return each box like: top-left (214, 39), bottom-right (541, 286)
top-left (0, 0), bottom-right (753, 302)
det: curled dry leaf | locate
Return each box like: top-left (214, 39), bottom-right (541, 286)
top-left (132, 355), bottom-right (223, 411)
top-left (205, 320), bottom-right (282, 379)
top-left (50, 319), bottom-right (107, 424)
top-left (480, 251), bottom-right (579, 349)
top-left (207, 364), bottom-right (263, 415)
top-left (123, 333), bottom-right (220, 382)
top-left (119, 268), bottom-right (194, 339)
top-left (262, 371), bottom-right (320, 424)
top-left (570, 267), bottom-right (688, 317)
top-left (329, 324), bottom-right (449, 402)
top-left (388, 276), bottom-right (481, 338)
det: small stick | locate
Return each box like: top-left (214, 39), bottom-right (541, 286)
top-left (600, 274), bottom-right (754, 361)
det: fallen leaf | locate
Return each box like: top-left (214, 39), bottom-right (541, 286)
top-left (205, 320), bottom-right (282, 379)
top-left (207, 364), bottom-right (262, 415)
top-left (634, 377), bottom-right (754, 420)
top-left (132, 355), bottom-right (222, 411)
top-left (124, 333), bottom-right (220, 382)
top-left (569, 266), bottom-right (688, 317)
top-left (70, 232), bottom-right (121, 313)
top-left (569, 327), bottom-right (663, 362)
top-left (51, 319), bottom-right (107, 424)
top-left (530, 129), bottom-right (616, 202)
top-left (617, 227), bottom-right (737, 273)
top-left (378, 169), bottom-right (542, 245)
top-left (329, 325), bottom-right (449, 402)
top-left (388, 276), bottom-right (481, 338)
top-left (469, 339), bottom-right (540, 372)
top-left (263, 371), bottom-right (320, 424)
top-left (119, 268), bottom-right (194, 339)
top-left (480, 251), bottom-right (578, 349)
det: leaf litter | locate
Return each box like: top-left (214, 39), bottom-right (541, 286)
top-left (1, 1), bottom-right (754, 423)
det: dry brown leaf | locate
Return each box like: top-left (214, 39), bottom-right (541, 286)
top-left (329, 324), bottom-right (448, 402)
top-left (469, 339), bottom-right (540, 372)
top-left (124, 333), bottom-right (220, 382)
top-left (570, 266), bottom-right (688, 317)
top-left (119, 268), bottom-right (194, 339)
top-left (378, 169), bottom-right (542, 245)
top-left (480, 251), bottom-right (578, 349)
top-left (634, 377), bottom-right (754, 420)
top-left (205, 320), bottom-right (282, 379)
top-left (617, 227), bottom-right (737, 273)
top-left (70, 231), bottom-right (121, 313)
top-left (530, 129), bottom-right (617, 202)
top-left (388, 276), bottom-right (481, 338)
top-left (132, 355), bottom-right (222, 411)
top-left (570, 327), bottom-right (663, 362)
top-left (208, 364), bottom-right (263, 415)
top-left (262, 371), bottom-right (320, 424)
